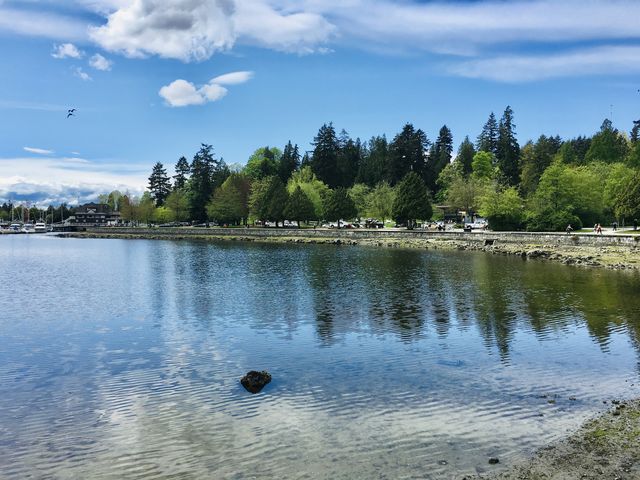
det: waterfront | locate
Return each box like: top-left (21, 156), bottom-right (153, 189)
top-left (1, 235), bottom-right (639, 479)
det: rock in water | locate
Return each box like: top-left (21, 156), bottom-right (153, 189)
top-left (241, 370), bottom-right (272, 394)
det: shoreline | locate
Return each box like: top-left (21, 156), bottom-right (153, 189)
top-left (58, 227), bottom-right (640, 271)
top-left (472, 398), bottom-right (640, 479)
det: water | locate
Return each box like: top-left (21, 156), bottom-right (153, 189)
top-left (1, 235), bottom-right (639, 479)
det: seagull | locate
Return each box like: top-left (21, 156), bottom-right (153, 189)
top-left (67, 108), bottom-right (76, 118)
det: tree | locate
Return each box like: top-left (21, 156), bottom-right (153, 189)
top-left (427, 125), bottom-right (454, 194)
top-left (456, 136), bottom-right (476, 177)
top-left (148, 162), bottom-right (172, 206)
top-left (446, 176), bottom-right (489, 216)
top-left (520, 135), bottom-right (562, 196)
top-left (476, 112), bottom-right (499, 154)
top-left (107, 190), bottom-right (122, 211)
top-left (496, 106), bottom-right (520, 186)
top-left (479, 187), bottom-right (525, 231)
top-left (348, 183), bottom-right (371, 220)
top-left (250, 176), bottom-right (288, 226)
top-left (557, 136), bottom-right (591, 165)
top-left (366, 182), bottom-right (395, 224)
top-left (153, 206), bottom-right (172, 224)
top-left (287, 166), bottom-right (330, 221)
top-left (120, 194), bottom-right (135, 223)
top-left (389, 123), bottom-right (430, 185)
top-left (173, 156), bottom-right (190, 190)
top-left (392, 172), bottom-right (432, 229)
top-left (356, 135), bottom-right (388, 187)
top-left (278, 141), bottom-right (300, 183)
top-left (613, 171), bottom-right (640, 220)
top-left (189, 144), bottom-right (227, 222)
top-left (165, 189), bottom-right (189, 222)
top-left (284, 186), bottom-right (315, 227)
top-left (311, 123), bottom-right (340, 188)
top-left (584, 119), bottom-right (629, 164)
top-left (526, 161), bottom-right (601, 231)
top-left (337, 130), bottom-right (362, 188)
top-left (244, 146), bottom-right (281, 180)
top-left (207, 173), bottom-right (251, 225)
top-left (137, 192), bottom-right (156, 225)
top-left (323, 188), bottom-right (357, 228)
top-left (471, 151), bottom-right (495, 180)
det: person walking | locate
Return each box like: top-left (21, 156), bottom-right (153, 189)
top-left (596, 223), bottom-right (603, 235)
top-left (612, 221), bottom-right (618, 232)
top-left (566, 224), bottom-right (573, 234)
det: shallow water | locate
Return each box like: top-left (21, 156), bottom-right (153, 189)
top-left (1, 235), bottom-right (639, 479)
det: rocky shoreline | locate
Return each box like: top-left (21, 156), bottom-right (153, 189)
top-left (470, 398), bottom-right (640, 480)
top-left (59, 229), bottom-right (640, 271)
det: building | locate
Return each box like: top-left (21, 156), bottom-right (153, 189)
top-left (72, 203), bottom-right (121, 226)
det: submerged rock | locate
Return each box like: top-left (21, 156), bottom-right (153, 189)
top-left (241, 370), bottom-right (272, 394)
top-left (488, 457), bottom-right (500, 465)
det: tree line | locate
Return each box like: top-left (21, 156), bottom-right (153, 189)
top-left (134, 108), bottom-right (640, 230)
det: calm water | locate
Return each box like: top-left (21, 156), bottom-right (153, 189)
top-left (1, 235), bottom-right (639, 479)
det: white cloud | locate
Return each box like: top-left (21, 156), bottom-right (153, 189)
top-left (23, 147), bottom-right (54, 155)
top-left (450, 45), bottom-right (640, 82)
top-left (89, 0), bottom-right (335, 61)
top-left (159, 79), bottom-right (209, 107)
top-left (211, 71), bottom-right (254, 85)
top-left (0, 157), bottom-right (147, 206)
top-left (89, 53), bottom-right (113, 71)
top-left (74, 67), bottom-right (92, 81)
top-left (158, 71), bottom-right (253, 107)
top-left (52, 43), bottom-right (83, 59)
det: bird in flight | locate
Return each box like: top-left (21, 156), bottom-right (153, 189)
top-left (67, 108), bottom-right (76, 118)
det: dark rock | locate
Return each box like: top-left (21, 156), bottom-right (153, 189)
top-left (241, 370), bottom-right (272, 394)
top-left (488, 457), bottom-right (500, 465)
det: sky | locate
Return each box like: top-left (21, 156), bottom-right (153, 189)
top-left (0, 0), bottom-right (639, 206)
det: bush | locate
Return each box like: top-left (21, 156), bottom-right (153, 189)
top-left (526, 209), bottom-right (583, 232)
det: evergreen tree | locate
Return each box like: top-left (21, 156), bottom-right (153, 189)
top-left (631, 120), bottom-right (640, 144)
top-left (557, 136), bottom-right (592, 165)
top-left (389, 123), bottom-right (430, 186)
top-left (311, 123), bottom-right (340, 188)
top-left (584, 119), bottom-right (629, 164)
top-left (496, 106), bottom-right (520, 186)
top-left (189, 144), bottom-right (225, 222)
top-left (337, 130), bottom-right (362, 188)
top-left (427, 125), bottom-right (454, 194)
top-left (249, 176), bottom-right (288, 227)
top-left (207, 173), bottom-right (251, 225)
top-left (356, 135), bottom-right (388, 186)
top-left (148, 162), bottom-right (172, 207)
top-left (392, 172), bottom-right (432, 229)
top-left (520, 135), bottom-right (562, 196)
top-left (476, 112), bottom-right (499, 154)
top-left (323, 188), bottom-right (357, 228)
top-left (173, 156), bottom-right (190, 190)
top-left (456, 136), bottom-right (476, 177)
top-left (284, 186), bottom-right (315, 227)
top-left (278, 141), bottom-right (300, 183)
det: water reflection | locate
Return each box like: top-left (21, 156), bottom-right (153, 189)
top-left (1, 236), bottom-right (640, 479)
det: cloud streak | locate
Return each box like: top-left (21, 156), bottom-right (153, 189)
top-left (23, 147), bottom-right (54, 155)
top-left (52, 43), bottom-right (83, 59)
top-left (449, 45), bottom-right (640, 82)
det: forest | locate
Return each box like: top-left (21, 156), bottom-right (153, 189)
top-left (4, 107), bottom-right (639, 231)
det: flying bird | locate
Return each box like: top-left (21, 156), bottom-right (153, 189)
top-left (67, 108), bottom-right (76, 118)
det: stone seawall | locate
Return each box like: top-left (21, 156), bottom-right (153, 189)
top-left (84, 227), bottom-right (640, 248)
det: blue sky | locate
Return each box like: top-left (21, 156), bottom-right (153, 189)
top-left (1, 0), bottom-right (639, 205)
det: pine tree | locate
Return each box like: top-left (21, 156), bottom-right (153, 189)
top-left (392, 172), bottom-right (432, 229)
top-left (189, 144), bottom-right (224, 222)
top-left (584, 119), bottom-right (629, 164)
top-left (284, 186), bottom-right (315, 227)
top-left (173, 156), bottom-right (190, 190)
top-left (323, 188), bottom-right (357, 228)
top-left (426, 125), bottom-right (454, 194)
top-left (356, 135), bottom-right (388, 187)
top-left (278, 141), bottom-right (300, 183)
top-left (311, 123), bottom-right (340, 188)
top-left (476, 112), bottom-right (499, 154)
top-left (631, 120), bottom-right (640, 144)
top-left (148, 162), bottom-right (172, 207)
top-left (389, 124), bottom-right (430, 186)
top-left (337, 130), bottom-right (362, 188)
top-left (496, 106), bottom-right (521, 186)
top-left (456, 136), bottom-right (476, 177)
